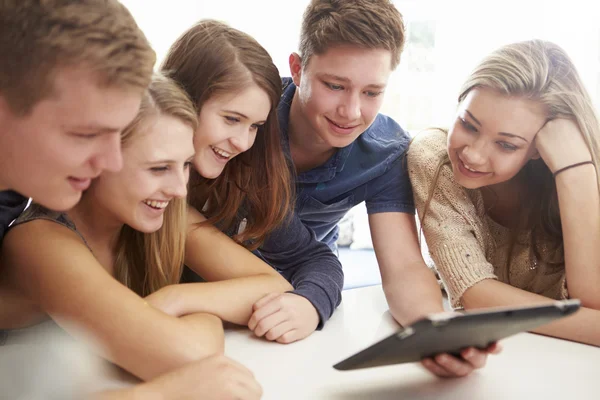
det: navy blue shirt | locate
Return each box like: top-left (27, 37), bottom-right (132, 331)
top-left (256, 79), bottom-right (414, 327)
top-left (278, 79), bottom-right (415, 250)
top-left (0, 190), bottom-right (28, 246)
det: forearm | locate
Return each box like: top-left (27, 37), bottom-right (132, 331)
top-left (383, 260), bottom-right (445, 326)
top-left (80, 311), bottom-right (224, 381)
top-left (148, 276), bottom-right (293, 325)
top-left (555, 165), bottom-right (600, 308)
top-left (462, 279), bottom-right (600, 346)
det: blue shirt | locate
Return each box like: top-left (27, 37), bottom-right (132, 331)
top-left (255, 79), bottom-right (414, 328)
top-left (279, 78), bottom-right (414, 250)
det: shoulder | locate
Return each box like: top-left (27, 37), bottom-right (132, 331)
top-left (407, 128), bottom-right (448, 167)
top-left (13, 203), bottom-right (76, 231)
top-left (363, 113), bottom-right (410, 147)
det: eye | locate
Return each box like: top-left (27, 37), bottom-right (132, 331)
top-left (224, 116), bottom-right (240, 124)
top-left (324, 82), bottom-right (344, 91)
top-left (365, 90), bottom-right (383, 98)
top-left (250, 123), bottom-right (263, 132)
top-left (184, 161), bottom-right (193, 169)
top-left (72, 132), bottom-right (99, 139)
top-left (498, 142), bottom-right (518, 152)
top-left (459, 117), bottom-right (478, 133)
top-left (150, 166), bottom-right (169, 173)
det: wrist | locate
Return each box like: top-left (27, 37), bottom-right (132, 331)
top-left (553, 160), bottom-right (595, 178)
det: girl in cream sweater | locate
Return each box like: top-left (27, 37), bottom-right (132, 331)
top-left (408, 39), bottom-right (600, 347)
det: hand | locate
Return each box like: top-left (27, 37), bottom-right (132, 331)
top-left (420, 342), bottom-right (502, 378)
top-left (136, 354), bottom-right (263, 400)
top-left (535, 119), bottom-right (591, 173)
top-left (248, 292), bottom-right (319, 344)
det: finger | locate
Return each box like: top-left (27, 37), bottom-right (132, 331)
top-left (264, 321), bottom-right (294, 341)
top-left (253, 310), bottom-right (288, 338)
top-left (248, 299), bottom-right (283, 331)
top-left (239, 374), bottom-right (263, 400)
top-left (421, 358), bottom-right (453, 378)
top-left (229, 371), bottom-right (263, 400)
top-left (486, 341), bottom-right (502, 354)
top-left (460, 347), bottom-right (487, 369)
top-left (433, 353), bottom-right (473, 377)
top-left (252, 292), bottom-right (281, 311)
top-left (276, 329), bottom-right (300, 344)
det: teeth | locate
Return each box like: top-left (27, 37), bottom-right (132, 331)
top-left (462, 160), bottom-right (478, 172)
top-left (211, 146), bottom-right (232, 159)
top-left (143, 200), bottom-right (169, 209)
top-left (333, 121), bottom-right (352, 129)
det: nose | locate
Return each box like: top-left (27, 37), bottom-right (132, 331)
top-left (92, 134), bottom-right (123, 174)
top-left (462, 138), bottom-right (488, 166)
top-left (229, 125), bottom-right (256, 154)
top-left (337, 91), bottom-right (361, 121)
top-left (166, 168), bottom-right (189, 199)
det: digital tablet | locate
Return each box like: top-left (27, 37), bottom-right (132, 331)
top-left (333, 299), bottom-right (580, 371)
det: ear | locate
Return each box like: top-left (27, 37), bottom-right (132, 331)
top-left (289, 52), bottom-right (303, 87)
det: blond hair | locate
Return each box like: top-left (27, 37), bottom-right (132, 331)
top-left (114, 74), bottom-right (198, 296)
top-left (299, 0), bottom-right (405, 69)
top-left (0, 0), bottom-right (156, 115)
top-left (422, 40), bottom-right (600, 271)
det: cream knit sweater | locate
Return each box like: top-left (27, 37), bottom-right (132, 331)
top-left (407, 129), bottom-right (568, 308)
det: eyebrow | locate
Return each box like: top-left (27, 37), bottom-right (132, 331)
top-left (223, 110), bottom-right (266, 124)
top-left (146, 156), bottom-right (195, 165)
top-left (69, 125), bottom-right (121, 134)
top-left (319, 73), bottom-right (386, 90)
top-left (465, 110), bottom-right (529, 143)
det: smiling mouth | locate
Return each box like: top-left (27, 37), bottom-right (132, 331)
top-left (457, 155), bottom-right (490, 175)
top-left (143, 200), bottom-right (169, 210)
top-left (211, 145), bottom-right (233, 160)
top-left (326, 117), bottom-right (359, 130)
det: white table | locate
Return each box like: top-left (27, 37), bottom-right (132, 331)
top-left (2, 285), bottom-right (598, 399)
top-left (224, 285), bottom-right (600, 400)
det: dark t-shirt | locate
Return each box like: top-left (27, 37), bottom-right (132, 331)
top-left (0, 190), bottom-right (28, 246)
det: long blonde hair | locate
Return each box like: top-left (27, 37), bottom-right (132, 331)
top-left (113, 74), bottom-right (198, 296)
top-left (422, 40), bottom-right (600, 267)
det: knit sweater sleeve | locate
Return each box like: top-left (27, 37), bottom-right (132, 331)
top-left (407, 130), bottom-right (498, 308)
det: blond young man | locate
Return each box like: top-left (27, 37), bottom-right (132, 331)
top-left (249, 0), bottom-right (499, 378)
top-left (0, 1), bottom-right (261, 399)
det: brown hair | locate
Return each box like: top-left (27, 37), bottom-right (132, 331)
top-left (113, 74), bottom-right (198, 297)
top-left (0, 0), bottom-right (155, 115)
top-left (161, 19), bottom-right (292, 249)
top-left (420, 40), bottom-right (600, 273)
top-left (299, 0), bottom-right (405, 69)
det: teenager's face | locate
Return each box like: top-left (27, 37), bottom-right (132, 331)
top-left (0, 67), bottom-right (141, 211)
top-left (290, 45), bottom-right (392, 148)
top-left (89, 114), bottom-right (194, 233)
top-left (193, 83), bottom-right (271, 179)
top-left (447, 88), bottom-right (546, 189)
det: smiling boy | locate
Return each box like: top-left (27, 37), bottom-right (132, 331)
top-left (250, 0), bottom-right (499, 378)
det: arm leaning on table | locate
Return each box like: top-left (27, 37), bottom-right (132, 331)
top-left (248, 211), bottom-right (344, 344)
top-left (0, 220), bottom-right (224, 382)
top-left (409, 128), bottom-right (600, 347)
top-left (145, 206), bottom-right (293, 326)
top-left (462, 120), bottom-right (600, 346)
top-left (92, 354), bottom-right (263, 400)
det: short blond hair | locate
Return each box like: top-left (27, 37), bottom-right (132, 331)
top-left (0, 0), bottom-right (156, 115)
top-left (299, 0), bottom-right (405, 70)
